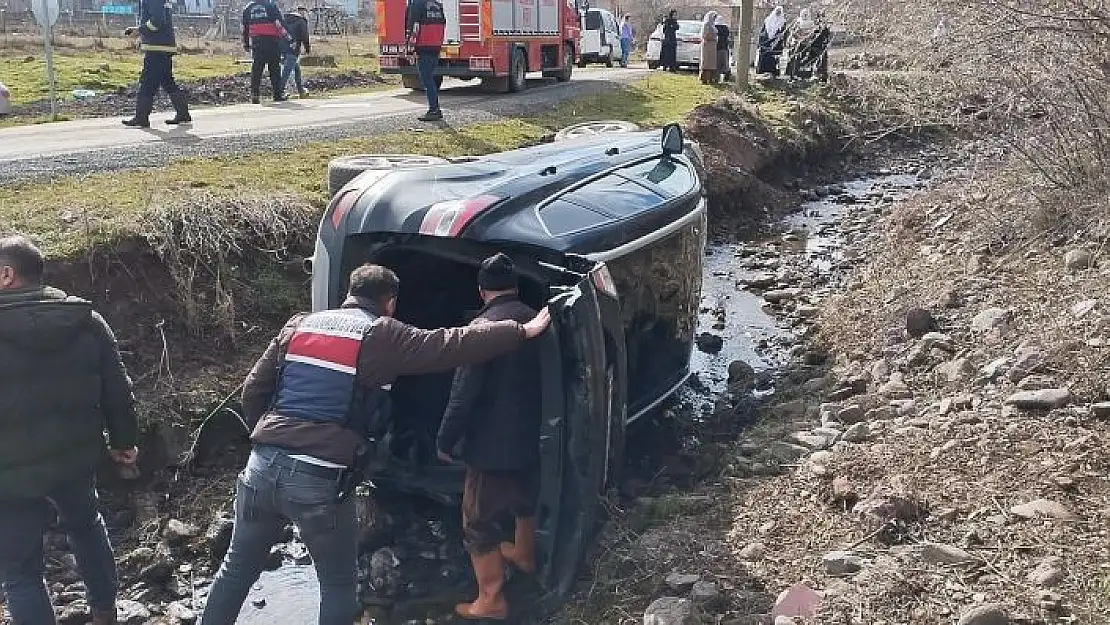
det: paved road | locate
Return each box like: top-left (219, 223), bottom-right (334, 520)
top-left (0, 67), bottom-right (649, 183)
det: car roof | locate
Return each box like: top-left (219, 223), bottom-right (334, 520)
top-left (336, 130), bottom-right (702, 256)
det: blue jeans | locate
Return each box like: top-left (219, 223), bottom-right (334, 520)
top-left (417, 49), bottom-right (440, 112)
top-left (0, 477), bottom-right (118, 622)
top-left (620, 38), bottom-right (632, 67)
top-left (198, 446), bottom-right (358, 625)
top-left (280, 53), bottom-right (304, 94)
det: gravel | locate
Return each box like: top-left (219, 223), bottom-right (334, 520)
top-left (0, 70), bottom-right (647, 184)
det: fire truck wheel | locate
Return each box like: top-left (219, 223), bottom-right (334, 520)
top-left (508, 48), bottom-right (528, 93)
top-left (557, 44), bottom-right (574, 82)
top-left (327, 154), bottom-right (448, 197)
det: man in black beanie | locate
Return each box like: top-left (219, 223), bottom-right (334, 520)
top-left (437, 253), bottom-right (542, 620)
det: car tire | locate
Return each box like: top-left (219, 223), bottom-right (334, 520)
top-left (508, 48), bottom-right (527, 93)
top-left (554, 119), bottom-right (640, 142)
top-left (556, 43), bottom-right (574, 82)
top-left (327, 154), bottom-right (448, 197)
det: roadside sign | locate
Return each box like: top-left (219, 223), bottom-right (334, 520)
top-left (33, 0), bottom-right (60, 119)
top-left (31, 0), bottom-right (60, 27)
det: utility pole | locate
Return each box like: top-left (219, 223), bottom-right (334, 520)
top-left (732, 0), bottom-right (753, 92)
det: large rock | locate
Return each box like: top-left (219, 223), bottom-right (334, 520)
top-left (205, 516), bottom-right (235, 564)
top-left (905, 308), bottom-right (936, 338)
top-left (163, 519), bottom-right (200, 547)
top-left (690, 581), bottom-right (721, 605)
top-left (644, 597), bottom-right (698, 625)
top-left (1008, 348), bottom-right (1044, 382)
top-left (738, 542), bottom-right (766, 561)
top-left (937, 358), bottom-right (975, 383)
top-left (166, 601), bottom-right (197, 625)
top-left (696, 333), bottom-right (724, 354)
top-left (1064, 248), bottom-right (1094, 272)
top-left (971, 308), bottom-right (1012, 333)
top-left (728, 360), bottom-right (757, 385)
top-left (956, 603), bottom-right (1011, 625)
top-left (836, 405), bottom-right (865, 424)
top-left (918, 543), bottom-right (978, 565)
top-left (920, 332), bottom-right (954, 352)
top-left (770, 441), bottom-right (811, 463)
top-left (841, 422), bottom-right (870, 443)
top-left (116, 601), bottom-right (151, 625)
top-left (664, 572), bottom-right (701, 593)
top-left (821, 551), bottom-right (864, 576)
top-left (1010, 498), bottom-right (1080, 521)
top-left (1027, 556), bottom-right (1066, 587)
top-left (1004, 388), bottom-right (1071, 410)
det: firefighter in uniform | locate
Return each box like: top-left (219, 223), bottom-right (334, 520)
top-left (242, 0), bottom-right (291, 103)
top-left (197, 264), bottom-right (551, 625)
top-left (122, 0), bottom-right (191, 127)
top-left (406, 0), bottom-right (446, 121)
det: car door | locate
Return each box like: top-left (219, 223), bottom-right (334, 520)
top-left (534, 260), bottom-right (612, 601)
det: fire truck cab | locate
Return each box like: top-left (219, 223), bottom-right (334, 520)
top-left (376, 0), bottom-right (583, 92)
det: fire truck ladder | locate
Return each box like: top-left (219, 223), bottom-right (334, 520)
top-left (459, 0), bottom-right (482, 41)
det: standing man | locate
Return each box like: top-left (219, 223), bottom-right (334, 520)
top-left (242, 0), bottom-right (290, 103)
top-left (198, 264), bottom-right (550, 625)
top-left (0, 236), bottom-right (139, 625)
top-left (121, 0), bottom-right (191, 127)
top-left (279, 6), bottom-right (312, 98)
top-left (437, 254), bottom-right (543, 621)
top-left (406, 0), bottom-right (446, 122)
top-left (619, 15), bottom-right (634, 68)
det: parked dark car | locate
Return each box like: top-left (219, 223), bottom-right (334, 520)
top-left (308, 124), bottom-right (707, 601)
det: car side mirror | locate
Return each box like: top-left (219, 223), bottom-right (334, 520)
top-left (662, 123), bottom-right (684, 156)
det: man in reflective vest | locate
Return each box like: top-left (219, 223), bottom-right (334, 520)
top-left (121, 0), bottom-right (191, 127)
top-left (198, 264), bottom-right (551, 625)
top-left (242, 0), bottom-right (291, 103)
top-left (406, 0), bottom-right (446, 121)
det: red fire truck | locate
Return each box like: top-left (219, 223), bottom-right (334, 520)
top-left (376, 0), bottom-right (583, 92)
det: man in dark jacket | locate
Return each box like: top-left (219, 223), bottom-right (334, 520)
top-left (0, 236), bottom-right (139, 625)
top-left (242, 0), bottom-right (290, 103)
top-left (406, 0), bottom-right (446, 121)
top-left (279, 6), bottom-right (312, 98)
top-left (198, 263), bottom-right (550, 625)
top-left (437, 254), bottom-right (542, 621)
top-left (122, 0), bottom-right (191, 127)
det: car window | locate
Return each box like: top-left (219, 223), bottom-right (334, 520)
top-left (540, 199), bottom-right (612, 236)
top-left (564, 174), bottom-right (667, 218)
top-left (584, 10), bottom-right (601, 29)
top-left (617, 158), bottom-right (698, 198)
top-left (678, 20), bottom-right (701, 34)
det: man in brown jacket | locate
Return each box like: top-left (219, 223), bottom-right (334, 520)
top-left (198, 263), bottom-right (550, 625)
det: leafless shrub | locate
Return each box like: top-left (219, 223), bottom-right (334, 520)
top-left (836, 0), bottom-right (1110, 193)
top-left (141, 192), bottom-right (316, 340)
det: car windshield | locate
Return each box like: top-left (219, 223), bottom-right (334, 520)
top-left (678, 20), bottom-right (701, 34)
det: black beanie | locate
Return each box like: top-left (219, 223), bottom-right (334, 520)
top-left (478, 253), bottom-right (517, 291)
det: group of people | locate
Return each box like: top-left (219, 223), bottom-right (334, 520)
top-left (654, 9), bottom-right (733, 83)
top-left (757, 6), bottom-right (830, 81)
top-left (0, 234), bottom-right (552, 624)
top-left (121, 0), bottom-right (313, 127)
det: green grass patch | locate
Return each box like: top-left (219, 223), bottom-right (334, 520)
top-left (0, 73), bottom-right (735, 258)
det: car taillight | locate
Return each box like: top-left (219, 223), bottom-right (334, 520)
top-left (420, 195), bottom-right (502, 237)
top-left (591, 263), bottom-right (618, 299)
top-left (329, 189), bottom-right (361, 230)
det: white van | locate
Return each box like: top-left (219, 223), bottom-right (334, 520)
top-left (578, 8), bottom-right (622, 67)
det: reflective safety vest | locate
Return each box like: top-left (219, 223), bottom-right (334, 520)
top-left (414, 0), bottom-right (446, 50)
top-left (271, 307), bottom-right (390, 439)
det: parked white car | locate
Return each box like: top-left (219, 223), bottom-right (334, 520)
top-left (645, 19), bottom-right (703, 69)
top-left (0, 82), bottom-right (11, 116)
top-left (579, 8), bottom-right (622, 67)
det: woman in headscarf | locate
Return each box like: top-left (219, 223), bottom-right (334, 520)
top-left (757, 5), bottom-right (786, 76)
top-left (660, 10), bottom-right (680, 72)
top-left (698, 11), bottom-right (719, 84)
top-left (714, 14), bottom-right (732, 82)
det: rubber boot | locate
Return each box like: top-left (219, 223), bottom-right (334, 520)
top-left (500, 516), bottom-right (536, 574)
top-left (455, 551), bottom-right (508, 620)
top-left (165, 91), bottom-right (192, 125)
top-left (122, 95), bottom-right (153, 127)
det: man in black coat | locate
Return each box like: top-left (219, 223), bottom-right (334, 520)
top-left (437, 253), bottom-right (542, 621)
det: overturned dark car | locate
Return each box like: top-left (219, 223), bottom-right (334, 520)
top-left (309, 123), bottom-right (708, 612)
